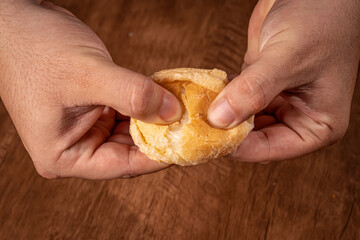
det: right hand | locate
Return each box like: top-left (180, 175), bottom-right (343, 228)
top-left (207, 0), bottom-right (360, 162)
top-left (0, 0), bottom-right (182, 179)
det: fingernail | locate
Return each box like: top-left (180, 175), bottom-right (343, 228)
top-left (208, 98), bottom-right (237, 128)
top-left (159, 94), bottom-right (182, 122)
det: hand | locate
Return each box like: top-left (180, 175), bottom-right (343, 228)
top-left (208, 0), bottom-right (360, 162)
top-left (0, 0), bottom-right (182, 179)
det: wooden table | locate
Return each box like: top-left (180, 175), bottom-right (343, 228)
top-left (1, 0), bottom-right (359, 239)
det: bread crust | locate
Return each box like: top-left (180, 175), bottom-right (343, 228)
top-left (130, 68), bottom-right (254, 166)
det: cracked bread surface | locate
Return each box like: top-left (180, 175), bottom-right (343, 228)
top-left (129, 68), bottom-right (254, 166)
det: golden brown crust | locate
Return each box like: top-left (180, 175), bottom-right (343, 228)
top-left (152, 68), bottom-right (228, 93)
top-left (130, 68), bottom-right (254, 166)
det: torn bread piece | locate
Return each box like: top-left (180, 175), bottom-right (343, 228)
top-left (130, 68), bottom-right (254, 166)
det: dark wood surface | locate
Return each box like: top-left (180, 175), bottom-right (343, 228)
top-left (1, 0), bottom-right (359, 239)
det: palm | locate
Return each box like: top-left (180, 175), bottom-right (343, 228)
top-left (59, 107), bottom-right (167, 179)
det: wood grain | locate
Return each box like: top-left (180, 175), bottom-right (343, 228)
top-left (0, 0), bottom-right (359, 239)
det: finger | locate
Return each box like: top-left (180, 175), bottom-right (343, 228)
top-left (40, 1), bottom-right (76, 16)
top-left (262, 95), bottom-right (286, 115)
top-left (253, 95), bottom-right (285, 129)
top-left (254, 115), bottom-right (277, 130)
top-left (255, 111), bottom-right (266, 117)
top-left (115, 111), bottom-right (130, 122)
top-left (112, 121), bottom-right (131, 135)
top-left (57, 111), bottom-right (168, 179)
top-left (108, 134), bottom-right (134, 145)
top-left (208, 51), bottom-right (289, 129)
top-left (81, 63), bottom-right (183, 124)
top-left (209, 0), bottom-right (281, 130)
top-left (91, 106), bottom-right (116, 138)
top-left (109, 121), bottom-right (133, 144)
top-left (63, 106), bottom-right (116, 155)
top-left (246, 0), bottom-right (276, 65)
top-left (63, 143), bottom-right (169, 179)
top-left (229, 103), bottom-right (332, 162)
top-left (229, 125), bottom-right (307, 162)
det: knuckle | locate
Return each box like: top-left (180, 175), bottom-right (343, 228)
top-left (329, 125), bottom-right (348, 145)
top-left (130, 78), bottom-right (155, 117)
top-left (119, 146), bottom-right (140, 179)
top-left (34, 164), bottom-right (58, 179)
top-left (127, 146), bottom-right (137, 174)
top-left (315, 121), bottom-right (348, 147)
top-left (317, 131), bottom-right (333, 147)
top-left (241, 74), bottom-right (268, 111)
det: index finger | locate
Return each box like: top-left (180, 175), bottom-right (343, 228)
top-left (62, 142), bottom-right (169, 180)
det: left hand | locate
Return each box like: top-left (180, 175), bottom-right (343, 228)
top-left (0, 0), bottom-right (182, 179)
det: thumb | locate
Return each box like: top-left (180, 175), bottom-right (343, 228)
top-left (85, 63), bottom-right (183, 124)
top-left (207, 53), bottom-right (288, 128)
